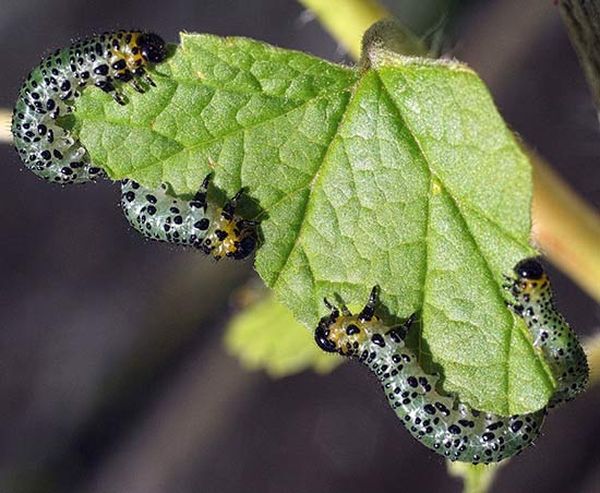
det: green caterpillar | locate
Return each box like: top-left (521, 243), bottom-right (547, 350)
top-left (120, 177), bottom-right (257, 261)
top-left (12, 32), bottom-right (259, 260)
top-left (11, 30), bottom-right (167, 184)
top-left (314, 258), bottom-right (588, 463)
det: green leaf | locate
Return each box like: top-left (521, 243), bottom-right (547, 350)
top-left (74, 31), bottom-right (555, 414)
top-left (225, 295), bottom-right (341, 377)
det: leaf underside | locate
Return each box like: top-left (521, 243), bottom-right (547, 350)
top-left (75, 33), bottom-right (554, 415)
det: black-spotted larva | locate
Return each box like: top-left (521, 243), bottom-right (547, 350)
top-left (120, 176), bottom-right (258, 260)
top-left (12, 31), bottom-right (259, 260)
top-left (11, 30), bottom-right (167, 184)
top-left (503, 258), bottom-right (589, 406)
top-left (314, 259), bottom-right (588, 463)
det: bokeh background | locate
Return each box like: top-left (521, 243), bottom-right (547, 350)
top-left (1, 1), bottom-right (599, 492)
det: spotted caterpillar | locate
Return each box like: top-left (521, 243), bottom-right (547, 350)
top-left (315, 258), bottom-right (588, 463)
top-left (11, 30), bottom-right (167, 184)
top-left (121, 177), bottom-right (258, 260)
top-left (11, 32), bottom-right (258, 260)
top-left (504, 258), bottom-right (589, 405)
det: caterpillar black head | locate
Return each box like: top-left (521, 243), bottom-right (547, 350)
top-left (216, 217), bottom-right (258, 260)
top-left (315, 286), bottom-right (382, 356)
top-left (198, 188), bottom-right (258, 261)
top-left (138, 32), bottom-right (167, 63)
top-left (512, 257), bottom-right (550, 297)
top-left (12, 30), bottom-right (170, 185)
top-left (514, 258), bottom-right (545, 280)
top-left (232, 231), bottom-right (258, 260)
top-left (314, 317), bottom-right (338, 353)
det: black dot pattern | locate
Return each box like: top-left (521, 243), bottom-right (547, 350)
top-left (11, 30), bottom-right (166, 184)
top-left (313, 266), bottom-right (588, 464)
top-left (120, 176), bottom-right (257, 261)
top-left (505, 258), bottom-right (589, 407)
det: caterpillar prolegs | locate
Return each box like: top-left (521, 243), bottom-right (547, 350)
top-left (11, 30), bottom-right (167, 184)
top-left (314, 259), bottom-right (588, 463)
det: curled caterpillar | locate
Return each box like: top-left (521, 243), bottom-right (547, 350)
top-left (120, 176), bottom-right (258, 260)
top-left (314, 259), bottom-right (588, 463)
top-left (11, 30), bottom-right (167, 184)
top-left (11, 32), bottom-right (258, 260)
top-left (503, 258), bottom-right (589, 406)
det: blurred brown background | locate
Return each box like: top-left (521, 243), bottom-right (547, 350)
top-left (1, 1), bottom-right (599, 492)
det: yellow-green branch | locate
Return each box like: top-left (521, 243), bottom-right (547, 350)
top-left (530, 152), bottom-right (600, 302)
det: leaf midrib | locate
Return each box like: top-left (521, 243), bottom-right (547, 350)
top-left (269, 82), bottom-right (359, 290)
top-left (374, 68), bottom-right (553, 413)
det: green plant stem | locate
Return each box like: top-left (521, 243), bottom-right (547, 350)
top-left (585, 332), bottom-right (600, 385)
top-left (530, 151), bottom-right (600, 303)
top-left (0, 109), bottom-right (12, 143)
top-left (447, 462), bottom-right (505, 493)
top-left (299, 0), bottom-right (418, 59)
top-left (295, 0), bottom-right (600, 305)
